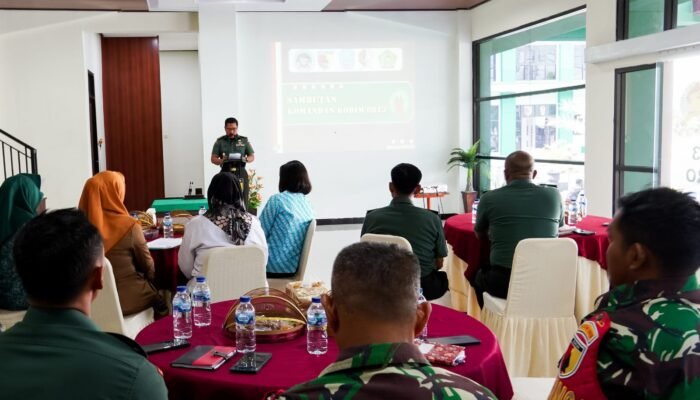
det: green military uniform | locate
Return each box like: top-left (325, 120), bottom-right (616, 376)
top-left (211, 134), bottom-right (255, 208)
top-left (474, 179), bottom-right (563, 268)
top-left (0, 307), bottom-right (168, 400)
top-left (592, 274), bottom-right (700, 399)
top-left (276, 342), bottom-right (497, 400)
top-left (361, 196), bottom-right (448, 299)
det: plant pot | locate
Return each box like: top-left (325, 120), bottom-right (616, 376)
top-left (461, 191), bottom-right (477, 213)
top-left (248, 208), bottom-right (258, 216)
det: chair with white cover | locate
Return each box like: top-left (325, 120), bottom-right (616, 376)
top-left (200, 245), bottom-right (267, 302)
top-left (0, 309), bottom-right (26, 331)
top-left (360, 233), bottom-right (413, 251)
top-left (268, 219), bottom-right (317, 291)
top-left (481, 238), bottom-right (578, 377)
top-left (91, 258), bottom-right (154, 339)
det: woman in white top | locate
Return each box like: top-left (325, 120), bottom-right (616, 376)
top-left (178, 172), bottom-right (268, 279)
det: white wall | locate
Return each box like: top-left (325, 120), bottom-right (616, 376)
top-left (0, 11), bottom-right (196, 207)
top-left (160, 50), bottom-right (204, 197)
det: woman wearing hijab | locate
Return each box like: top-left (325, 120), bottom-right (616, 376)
top-left (0, 174), bottom-right (44, 310)
top-left (179, 172), bottom-right (268, 279)
top-left (79, 171), bottom-right (159, 316)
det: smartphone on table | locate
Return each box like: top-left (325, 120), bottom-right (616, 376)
top-left (230, 352), bottom-right (272, 373)
top-left (141, 339), bottom-right (190, 354)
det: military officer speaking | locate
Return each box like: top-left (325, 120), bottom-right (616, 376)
top-left (210, 117), bottom-right (255, 207)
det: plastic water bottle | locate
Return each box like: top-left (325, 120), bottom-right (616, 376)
top-left (306, 297), bottom-right (328, 355)
top-left (567, 200), bottom-right (579, 226)
top-left (235, 296), bottom-right (256, 354)
top-left (417, 288), bottom-right (428, 341)
top-left (192, 276), bottom-right (212, 327)
top-left (471, 199), bottom-right (479, 224)
top-left (198, 206), bottom-right (207, 216)
top-left (576, 191), bottom-right (588, 220)
top-left (172, 286), bottom-right (192, 341)
top-left (163, 212), bottom-right (174, 238)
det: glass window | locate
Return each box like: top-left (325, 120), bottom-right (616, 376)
top-left (478, 11), bottom-right (586, 98)
top-left (614, 64), bottom-right (662, 210)
top-left (626, 0), bottom-right (665, 39)
top-left (676, 0), bottom-right (700, 28)
top-left (475, 10), bottom-right (586, 196)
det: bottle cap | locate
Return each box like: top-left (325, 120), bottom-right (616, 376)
top-left (311, 296), bottom-right (321, 303)
top-left (196, 276), bottom-right (206, 283)
top-left (176, 285), bottom-right (187, 293)
top-left (239, 295), bottom-right (251, 303)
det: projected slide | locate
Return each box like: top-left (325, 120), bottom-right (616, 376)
top-left (671, 55), bottom-right (700, 195)
top-left (274, 43), bottom-right (415, 153)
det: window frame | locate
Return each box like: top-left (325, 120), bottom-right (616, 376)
top-left (613, 63), bottom-right (663, 211)
top-left (472, 5), bottom-right (587, 193)
top-left (617, 0), bottom-right (680, 41)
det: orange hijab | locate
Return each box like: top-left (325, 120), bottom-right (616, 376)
top-left (79, 171), bottom-right (137, 253)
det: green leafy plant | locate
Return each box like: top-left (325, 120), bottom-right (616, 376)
top-left (447, 140), bottom-right (482, 192)
top-left (247, 169), bottom-right (263, 210)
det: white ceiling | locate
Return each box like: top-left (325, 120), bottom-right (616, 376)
top-left (146, 0), bottom-right (333, 12)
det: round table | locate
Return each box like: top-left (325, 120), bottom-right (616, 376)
top-left (136, 301), bottom-right (514, 400)
top-left (443, 214), bottom-right (611, 320)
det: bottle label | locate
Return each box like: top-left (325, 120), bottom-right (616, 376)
top-left (236, 312), bottom-right (254, 324)
top-left (174, 304), bottom-right (191, 313)
top-left (193, 292), bottom-right (211, 302)
top-left (308, 312), bottom-right (327, 327)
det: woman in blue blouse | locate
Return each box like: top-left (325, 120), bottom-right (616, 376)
top-left (260, 161), bottom-right (314, 277)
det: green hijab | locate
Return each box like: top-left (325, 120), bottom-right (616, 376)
top-left (0, 174), bottom-right (43, 245)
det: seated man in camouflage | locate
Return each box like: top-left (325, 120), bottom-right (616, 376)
top-left (550, 188), bottom-right (700, 400)
top-left (276, 242), bottom-right (496, 400)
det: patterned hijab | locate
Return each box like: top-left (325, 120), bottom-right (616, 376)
top-left (0, 174), bottom-right (43, 245)
top-left (78, 171), bottom-right (136, 253)
top-left (206, 172), bottom-right (252, 244)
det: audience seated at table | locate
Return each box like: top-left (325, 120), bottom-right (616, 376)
top-left (473, 151), bottom-right (563, 306)
top-left (0, 174), bottom-right (45, 311)
top-left (361, 163), bottom-right (448, 301)
top-left (272, 242), bottom-right (496, 400)
top-left (79, 171), bottom-right (164, 316)
top-left (0, 209), bottom-right (168, 399)
top-left (179, 171), bottom-right (267, 279)
top-left (549, 188), bottom-right (700, 400)
top-left (260, 160), bottom-right (314, 277)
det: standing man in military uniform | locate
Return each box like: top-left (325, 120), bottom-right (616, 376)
top-left (211, 117), bottom-right (255, 208)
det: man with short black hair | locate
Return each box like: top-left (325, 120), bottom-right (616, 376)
top-left (550, 188), bottom-right (700, 399)
top-left (276, 242), bottom-right (497, 399)
top-left (361, 163), bottom-right (448, 300)
top-left (211, 117), bottom-right (256, 207)
top-left (474, 151), bottom-right (563, 305)
top-left (0, 209), bottom-right (167, 400)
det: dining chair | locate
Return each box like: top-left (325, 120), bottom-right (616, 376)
top-left (200, 245), bottom-right (267, 302)
top-left (481, 238), bottom-right (578, 377)
top-left (268, 219), bottom-right (317, 291)
top-left (91, 257), bottom-right (154, 339)
top-left (360, 233), bottom-right (413, 251)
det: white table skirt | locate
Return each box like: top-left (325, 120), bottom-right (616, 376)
top-left (445, 244), bottom-right (609, 322)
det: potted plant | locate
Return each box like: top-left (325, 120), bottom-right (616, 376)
top-left (447, 140), bottom-right (482, 213)
top-left (247, 169), bottom-right (263, 215)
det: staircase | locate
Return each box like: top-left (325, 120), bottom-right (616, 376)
top-left (1, 128), bottom-right (37, 180)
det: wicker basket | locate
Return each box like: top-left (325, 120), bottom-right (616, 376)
top-left (223, 288), bottom-right (307, 343)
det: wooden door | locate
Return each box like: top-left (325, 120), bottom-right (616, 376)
top-left (102, 36), bottom-right (164, 210)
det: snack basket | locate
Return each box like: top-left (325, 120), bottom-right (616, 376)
top-left (223, 288), bottom-right (307, 343)
top-left (285, 281), bottom-right (329, 311)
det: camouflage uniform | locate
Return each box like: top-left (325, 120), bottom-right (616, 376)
top-left (593, 274), bottom-right (700, 399)
top-left (274, 342), bottom-right (497, 400)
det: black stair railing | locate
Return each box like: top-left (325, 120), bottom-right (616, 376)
top-left (1, 128), bottom-right (38, 180)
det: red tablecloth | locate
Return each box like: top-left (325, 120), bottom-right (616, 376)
top-left (136, 301), bottom-right (514, 400)
top-left (444, 214), bottom-right (611, 284)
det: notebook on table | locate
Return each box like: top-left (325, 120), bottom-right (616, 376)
top-left (171, 345), bottom-right (236, 371)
